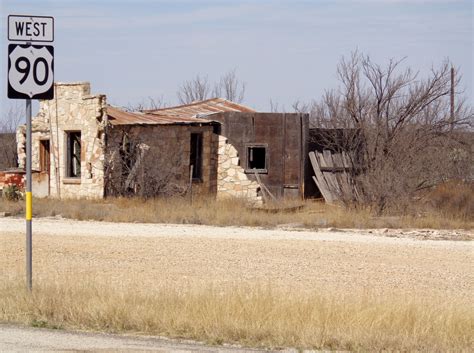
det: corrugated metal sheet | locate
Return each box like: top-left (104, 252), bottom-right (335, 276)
top-left (107, 106), bottom-right (217, 126)
top-left (107, 98), bottom-right (255, 126)
top-left (144, 98), bottom-right (255, 118)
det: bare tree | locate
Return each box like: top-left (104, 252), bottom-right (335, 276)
top-left (104, 128), bottom-right (188, 198)
top-left (0, 102), bottom-right (24, 133)
top-left (0, 103), bottom-right (24, 170)
top-left (292, 99), bottom-right (311, 114)
top-left (268, 99), bottom-right (288, 113)
top-left (177, 75), bottom-right (211, 104)
top-left (177, 70), bottom-right (246, 104)
top-left (311, 51), bottom-right (473, 213)
top-left (268, 99), bottom-right (278, 112)
top-left (123, 95), bottom-right (167, 112)
top-left (213, 69), bottom-right (246, 103)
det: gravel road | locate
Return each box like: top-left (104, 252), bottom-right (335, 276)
top-left (1, 217), bottom-right (473, 299)
top-left (1, 216), bottom-right (471, 244)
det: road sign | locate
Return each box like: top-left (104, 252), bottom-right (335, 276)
top-left (8, 15), bottom-right (54, 42)
top-left (8, 44), bottom-right (54, 99)
top-left (8, 14), bottom-right (55, 292)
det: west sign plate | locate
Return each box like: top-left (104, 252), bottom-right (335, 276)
top-left (8, 15), bottom-right (54, 42)
top-left (8, 44), bottom-right (54, 100)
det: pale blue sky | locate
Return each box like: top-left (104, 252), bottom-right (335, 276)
top-left (1, 0), bottom-right (472, 118)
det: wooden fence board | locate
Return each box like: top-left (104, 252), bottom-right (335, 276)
top-left (309, 149), bottom-right (356, 203)
top-left (309, 151), bottom-right (333, 203)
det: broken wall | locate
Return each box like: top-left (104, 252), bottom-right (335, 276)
top-left (105, 124), bottom-right (218, 197)
top-left (216, 134), bottom-right (262, 203)
top-left (17, 82), bottom-right (107, 199)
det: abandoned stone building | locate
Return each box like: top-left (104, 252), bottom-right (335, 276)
top-left (15, 82), bottom-right (312, 202)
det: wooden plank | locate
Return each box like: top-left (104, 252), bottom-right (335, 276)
top-left (321, 150), bottom-right (340, 199)
top-left (341, 151), bottom-right (352, 169)
top-left (331, 153), bottom-right (347, 199)
top-left (339, 152), bottom-right (356, 200)
top-left (332, 153), bottom-right (344, 169)
top-left (319, 167), bottom-right (352, 172)
top-left (322, 150), bottom-right (335, 167)
top-left (322, 172), bottom-right (339, 199)
top-left (336, 169), bottom-right (350, 198)
top-left (309, 151), bottom-right (333, 203)
top-left (320, 150), bottom-right (330, 168)
top-left (309, 152), bottom-right (332, 202)
top-left (254, 171), bottom-right (277, 202)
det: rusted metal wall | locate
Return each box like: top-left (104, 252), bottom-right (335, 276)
top-left (212, 112), bottom-right (309, 199)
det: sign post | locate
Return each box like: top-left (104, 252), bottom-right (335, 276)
top-left (26, 98), bottom-right (32, 290)
top-left (7, 15), bottom-right (54, 291)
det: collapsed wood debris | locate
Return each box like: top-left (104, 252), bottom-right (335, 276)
top-left (309, 150), bottom-right (359, 203)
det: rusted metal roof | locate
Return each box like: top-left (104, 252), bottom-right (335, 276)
top-left (107, 106), bottom-right (217, 126)
top-left (144, 98), bottom-right (256, 118)
top-left (107, 98), bottom-right (255, 126)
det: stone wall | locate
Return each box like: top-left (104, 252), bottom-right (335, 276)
top-left (17, 82), bottom-right (107, 199)
top-left (216, 135), bottom-right (262, 204)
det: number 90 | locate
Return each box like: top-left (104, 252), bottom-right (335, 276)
top-left (15, 56), bottom-right (50, 86)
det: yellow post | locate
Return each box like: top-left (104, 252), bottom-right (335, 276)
top-left (26, 191), bottom-right (32, 220)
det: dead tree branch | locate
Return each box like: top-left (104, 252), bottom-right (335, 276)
top-left (311, 51), bottom-right (473, 214)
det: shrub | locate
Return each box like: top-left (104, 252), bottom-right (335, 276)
top-left (2, 185), bottom-right (23, 201)
top-left (427, 181), bottom-right (474, 220)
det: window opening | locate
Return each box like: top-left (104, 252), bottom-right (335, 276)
top-left (190, 133), bottom-right (203, 180)
top-left (247, 146), bottom-right (266, 172)
top-left (66, 131), bottom-right (81, 178)
top-left (39, 140), bottom-right (50, 173)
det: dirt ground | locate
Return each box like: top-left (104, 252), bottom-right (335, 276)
top-left (1, 217), bottom-right (472, 302)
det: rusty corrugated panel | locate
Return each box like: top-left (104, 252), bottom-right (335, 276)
top-left (215, 100), bottom-right (255, 113)
top-left (143, 98), bottom-right (256, 119)
top-left (107, 98), bottom-right (255, 126)
top-left (106, 106), bottom-right (217, 126)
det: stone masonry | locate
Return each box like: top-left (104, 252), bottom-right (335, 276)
top-left (216, 135), bottom-right (262, 204)
top-left (17, 82), bottom-right (107, 199)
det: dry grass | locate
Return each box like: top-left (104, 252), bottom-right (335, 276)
top-left (424, 180), bottom-right (474, 220)
top-left (1, 275), bottom-right (471, 352)
top-left (0, 194), bottom-right (472, 230)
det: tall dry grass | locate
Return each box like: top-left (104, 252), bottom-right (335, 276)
top-left (0, 194), bottom-right (472, 230)
top-left (0, 276), bottom-right (471, 352)
top-left (425, 180), bottom-right (474, 220)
